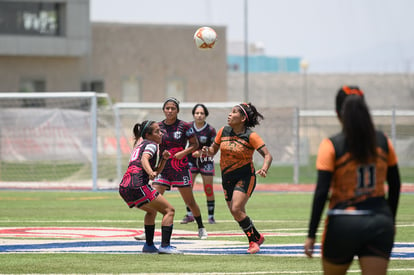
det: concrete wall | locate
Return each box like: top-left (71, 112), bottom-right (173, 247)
top-left (228, 73), bottom-right (414, 110)
top-left (0, 56), bottom-right (83, 92)
top-left (0, 21), bottom-right (228, 100)
top-left (87, 22), bottom-right (227, 102)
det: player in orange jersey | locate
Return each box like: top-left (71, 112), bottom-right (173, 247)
top-left (304, 86), bottom-right (401, 275)
top-left (202, 102), bottom-right (273, 254)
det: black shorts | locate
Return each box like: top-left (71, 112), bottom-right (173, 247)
top-left (221, 165), bottom-right (256, 201)
top-left (119, 185), bottom-right (159, 208)
top-left (322, 206), bottom-right (394, 264)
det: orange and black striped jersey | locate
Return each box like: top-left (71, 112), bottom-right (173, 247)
top-left (214, 126), bottom-right (265, 175)
top-left (316, 130), bottom-right (398, 209)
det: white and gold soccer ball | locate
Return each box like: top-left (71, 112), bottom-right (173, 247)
top-left (193, 26), bottom-right (217, 49)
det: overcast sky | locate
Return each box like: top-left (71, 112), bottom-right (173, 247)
top-left (90, 0), bottom-right (414, 73)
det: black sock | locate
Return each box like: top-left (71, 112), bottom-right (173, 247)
top-left (145, 224), bottom-right (155, 246)
top-left (207, 200), bottom-right (215, 216)
top-left (194, 215), bottom-right (204, 229)
top-left (161, 225), bottom-right (173, 247)
top-left (237, 216), bottom-right (260, 242)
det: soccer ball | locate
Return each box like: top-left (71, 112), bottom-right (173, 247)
top-left (193, 27), bottom-right (217, 49)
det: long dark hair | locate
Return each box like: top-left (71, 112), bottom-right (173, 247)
top-left (132, 120), bottom-right (154, 146)
top-left (336, 85), bottom-right (364, 116)
top-left (341, 95), bottom-right (377, 163)
top-left (237, 102), bottom-right (263, 128)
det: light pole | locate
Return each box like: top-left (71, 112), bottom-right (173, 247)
top-left (299, 59), bottom-right (309, 181)
top-left (300, 59), bottom-right (309, 110)
top-left (244, 0), bottom-right (249, 103)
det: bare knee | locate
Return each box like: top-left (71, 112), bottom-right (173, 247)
top-left (166, 206), bottom-right (175, 217)
top-left (229, 206), bottom-right (244, 220)
top-left (145, 209), bottom-right (157, 219)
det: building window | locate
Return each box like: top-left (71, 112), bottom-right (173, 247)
top-left (19, 78), bottom-right (46, 93)
top-left (122, 77), bottom-right (140, 102)
top-left (19, 78), bottom-right (46, 107)
top-left (0, 2), bottom-right (63, 36)
top-left (82, 80), bottom-right (104, 93)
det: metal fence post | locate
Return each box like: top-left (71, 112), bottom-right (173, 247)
top-left (293, 107), bottom-right (300, 184)
top-left (391, 106), bottom-right (397, 150)
top-left (114, 105), bottom-right (123, 182)
top-left (90, 93), bottom-right (98, 191)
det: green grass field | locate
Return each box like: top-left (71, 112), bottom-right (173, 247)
top-left (2, 159), bottom-right (413, 184)
top-left (0, 190), bottom-right (413, 274)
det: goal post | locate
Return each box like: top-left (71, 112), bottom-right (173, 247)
top-left (2, 94), bottom-right (412, 190)
top-left (0, 92), bottom-right (118, 190)
top-left (113, 102), bottom-right (301, 183)
top-left (114, 103), bottom-right (414, 185)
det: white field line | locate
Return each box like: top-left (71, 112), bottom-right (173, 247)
top-left (17, 268), bottom-right (414, 275)
top-left (1, 219), bottom-right (413, 228)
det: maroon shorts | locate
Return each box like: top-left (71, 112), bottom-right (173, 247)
top-left (152, 165), bottom-right (192, 190)
top-left (119, 185), bottom-right (159, 208)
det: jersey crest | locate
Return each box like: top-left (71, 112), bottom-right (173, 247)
top-left (173, 131), bottom-right (182, 140)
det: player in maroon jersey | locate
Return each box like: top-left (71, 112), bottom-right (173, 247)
top-left (152, 97), bottom-right (208, 239)
top-left (119, 120), bottom-right (182, 254)
top-left (181, 103), bottom-right (217, 224)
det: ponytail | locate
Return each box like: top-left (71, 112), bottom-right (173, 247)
top-left (341, 95), bottom-right (377, 163)
top-left (132, 120), bottom-right (154, 147)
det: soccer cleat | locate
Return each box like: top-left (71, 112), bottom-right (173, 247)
top-left (142, 243), bottom-right (158, 253)
top-left (180, 215), bottom-right (195, 224)
top-left (133, 232), bottom-right (146, 240)
top-left (208, 217), bottom-right (216, 224)
top-left (247, 241), bottom-right (260, 254)
top-left (158, 245), bottom-right (183, 254)
top-left (257, 233), bottom-right (265, 246)
top-left (198, 227), bottom-right (208, 239)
